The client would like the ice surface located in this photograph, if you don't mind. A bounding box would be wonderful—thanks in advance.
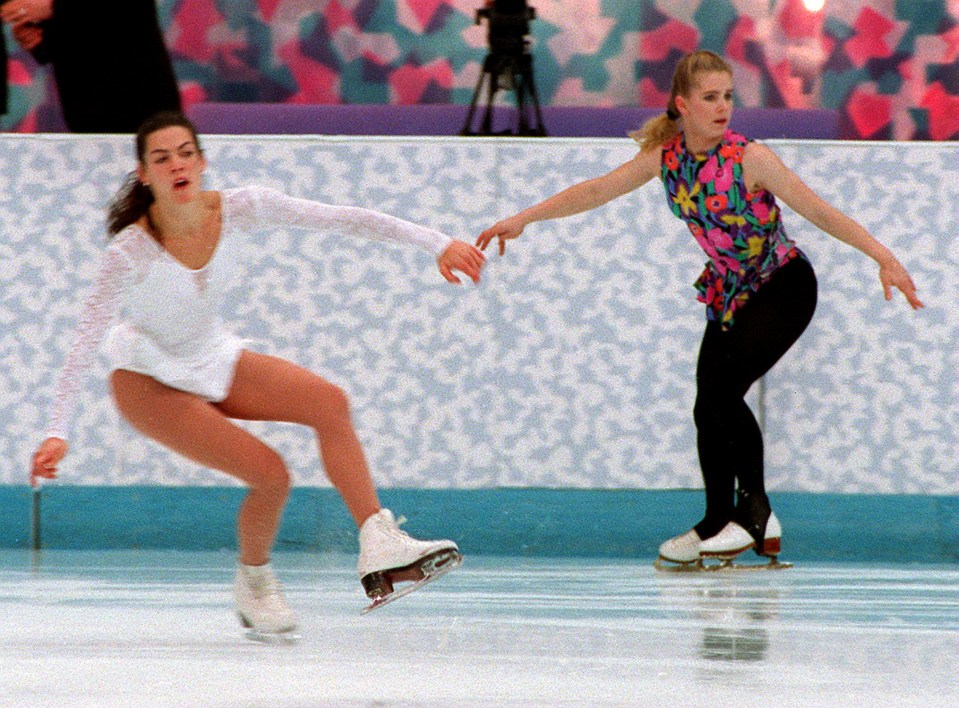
[0,550,956,706]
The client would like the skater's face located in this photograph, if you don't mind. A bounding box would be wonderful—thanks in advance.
[138,126,207,205]
[675,70,734,149]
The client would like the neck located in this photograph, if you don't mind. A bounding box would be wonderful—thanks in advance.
[683,129,724,155]
[148,195,208,241]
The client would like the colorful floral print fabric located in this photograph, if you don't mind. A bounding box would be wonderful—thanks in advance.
[661,130,804,329]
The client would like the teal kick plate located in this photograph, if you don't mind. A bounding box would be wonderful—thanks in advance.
[0,485,956,564]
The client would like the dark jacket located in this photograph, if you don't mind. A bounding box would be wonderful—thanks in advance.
[1,20,8,115]
[34,0,180,132]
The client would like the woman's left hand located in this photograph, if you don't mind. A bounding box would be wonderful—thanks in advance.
[879,257,924,310]
[0,0,53,26]
[437,240,486,284]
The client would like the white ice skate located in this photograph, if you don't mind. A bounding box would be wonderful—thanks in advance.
[654,528,704,571]
[357,509,462,615]
[234,562,299,643]
[698,512,791,570]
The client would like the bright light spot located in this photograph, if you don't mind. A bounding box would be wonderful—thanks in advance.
[803,0,825,11]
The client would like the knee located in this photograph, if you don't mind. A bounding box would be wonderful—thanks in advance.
[693,399,712,431]
[254,450,292,499]
[694,387,734,430]
[310,381,353,430]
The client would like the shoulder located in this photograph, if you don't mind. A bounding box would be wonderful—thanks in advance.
[743,141,786,171]
[630,147,661,173]
[106,222,159,270]
[220,185,285,211]
[219,186,295,230]
[724,130,750,146]
[110,221,151,250]
[742,142,799,193]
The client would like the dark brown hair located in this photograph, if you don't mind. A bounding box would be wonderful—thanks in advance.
[106,111,203,236]
[630,50,733,153]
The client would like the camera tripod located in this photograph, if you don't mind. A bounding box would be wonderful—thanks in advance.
[461,48,546,136]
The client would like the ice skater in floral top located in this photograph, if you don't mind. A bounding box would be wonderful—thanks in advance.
[476,50,922,569]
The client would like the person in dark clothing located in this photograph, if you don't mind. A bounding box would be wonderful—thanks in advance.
[0,18,8,116]
[2,0,180,132]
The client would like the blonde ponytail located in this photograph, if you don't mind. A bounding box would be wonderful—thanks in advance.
[630,111,681,153]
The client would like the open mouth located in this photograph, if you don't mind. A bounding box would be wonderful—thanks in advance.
[173,177,190,190]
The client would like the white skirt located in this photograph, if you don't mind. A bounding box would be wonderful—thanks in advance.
[105,323,245,402]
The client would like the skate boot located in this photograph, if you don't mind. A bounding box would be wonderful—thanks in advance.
[357,509,462,614]
[234,562,298,642]
[654,528,704,570]
[699,512,789,569]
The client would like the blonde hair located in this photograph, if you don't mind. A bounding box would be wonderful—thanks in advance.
[630,50,734,153]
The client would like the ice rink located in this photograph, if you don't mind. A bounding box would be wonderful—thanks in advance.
[0,550,955,707]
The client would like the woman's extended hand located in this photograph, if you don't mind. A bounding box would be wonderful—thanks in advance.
[476,216,525,256]
[438,239,486,284]
[0,0,53,27]
[879,257,924,310]
[31,437,68,487]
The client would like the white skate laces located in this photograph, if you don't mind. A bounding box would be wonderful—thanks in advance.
[234,562,298,639]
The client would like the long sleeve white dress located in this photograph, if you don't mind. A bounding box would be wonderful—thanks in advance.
[45,186,453,440]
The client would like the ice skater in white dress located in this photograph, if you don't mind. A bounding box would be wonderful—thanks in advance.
[30,111,484,636]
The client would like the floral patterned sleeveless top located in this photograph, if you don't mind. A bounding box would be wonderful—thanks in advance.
[661,130,804,329]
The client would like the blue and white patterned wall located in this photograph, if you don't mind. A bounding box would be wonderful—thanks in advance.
[0,135,955,494]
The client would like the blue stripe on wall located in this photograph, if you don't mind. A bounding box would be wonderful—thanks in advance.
[0,486,956,564]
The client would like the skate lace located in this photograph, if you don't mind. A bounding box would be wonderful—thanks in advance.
[383,514,414,541]
[248,572,284,602]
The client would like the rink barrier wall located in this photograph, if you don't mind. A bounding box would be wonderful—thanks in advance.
[2,135,957,497]
[0,486,956,564]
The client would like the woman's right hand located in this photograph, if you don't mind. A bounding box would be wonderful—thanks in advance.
[11,22,43,51]
[476,216,526,256]
[31,437,68,487]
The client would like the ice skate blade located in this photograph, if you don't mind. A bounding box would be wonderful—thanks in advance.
[238,613,300,644]
[361,550,463,615]
[654,556,793,572]
[244,628,300,645]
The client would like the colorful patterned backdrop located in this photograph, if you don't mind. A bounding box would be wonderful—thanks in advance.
[2,1,957,139]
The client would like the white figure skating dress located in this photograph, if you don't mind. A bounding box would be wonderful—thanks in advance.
[45,186,452,439]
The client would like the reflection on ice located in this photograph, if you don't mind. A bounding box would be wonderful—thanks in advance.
[0,551,955,706]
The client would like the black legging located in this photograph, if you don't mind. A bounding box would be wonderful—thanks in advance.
[693,257,818,543]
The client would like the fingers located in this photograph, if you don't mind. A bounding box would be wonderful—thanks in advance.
[880,262,924,311]
[476,220,521,254]
[475,228,509,255]
[439,241,486,284]
[439,263,461,284]
[901,283,924,310]
[30,453,58,483]
[2,6,29,25]
[30,438,66,484]
[12,23,42,49]
[475,228,496,251]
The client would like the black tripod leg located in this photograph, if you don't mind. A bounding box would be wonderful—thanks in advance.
[525,59,546,135]
[481,65,499,134]
[461,70,488,135]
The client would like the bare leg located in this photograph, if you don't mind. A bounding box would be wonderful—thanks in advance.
[215,350,381,528]
[110,369,290,566]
